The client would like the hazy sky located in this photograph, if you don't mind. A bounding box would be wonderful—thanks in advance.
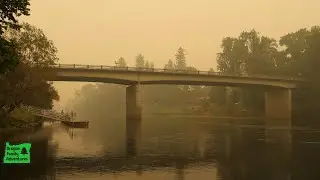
[22,0,320,107]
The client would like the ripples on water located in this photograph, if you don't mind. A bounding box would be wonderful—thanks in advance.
[1,116,320,180]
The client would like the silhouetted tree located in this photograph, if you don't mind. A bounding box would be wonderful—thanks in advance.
[281,27,320,126]
[216,30,279,114]
[175,47,187,70]
[150,62,154,68]
[0,23,59,121]
[165,59,174,69]
[0,0,30,34]
[145,61,150,68]
[115,57,127,67]
[0,0,31,74]
[135,54,145,68]
[0,37,20,74]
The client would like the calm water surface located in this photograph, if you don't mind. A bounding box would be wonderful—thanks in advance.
[1,115,320,180]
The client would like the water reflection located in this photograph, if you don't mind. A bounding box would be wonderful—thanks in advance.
[0,116,320,179]
[126,117,141,157]
[0,125,57,180]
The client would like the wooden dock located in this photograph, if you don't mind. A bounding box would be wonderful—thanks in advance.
[61,121,89,128]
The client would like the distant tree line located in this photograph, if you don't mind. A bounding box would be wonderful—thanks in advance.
[68,47,211,120]
[70,27,320,127]
[210,28,320,126]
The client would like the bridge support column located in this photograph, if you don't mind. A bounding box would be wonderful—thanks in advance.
[126,118,141,157]
[126,84,142,157]
[265,88,292,123]
[126,84,142,120]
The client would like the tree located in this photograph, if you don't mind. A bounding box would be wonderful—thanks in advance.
[217,30,278,76]
[115,57,127,67]
[0,23,60,120]
[135,54,145,68]
[0,0,30,34]
[0,38,20,74]
[284,27,320,125]
[4,23,58,68]
[150,62,154,68]
[216,30,279,114]
[175,47,187,70]
[164,59,174,69]
[239,30,278,75]
[278,26,320,76]
[216,37,243,75]
[145,61,150,68]
[0,0,31,74]
[302,28,320,81]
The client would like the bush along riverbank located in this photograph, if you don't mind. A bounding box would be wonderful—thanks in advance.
[0,108,43,138]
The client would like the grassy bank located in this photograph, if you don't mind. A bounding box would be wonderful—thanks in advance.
[0,108,43,138]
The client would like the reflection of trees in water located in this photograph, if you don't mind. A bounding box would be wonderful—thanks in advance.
[214,127,283,180]
[66,83,212,157]
[2,123,319,180]
[291,130,320,180]
[79,115,220,158]
[214,127,320,180]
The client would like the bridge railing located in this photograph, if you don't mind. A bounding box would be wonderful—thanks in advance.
[20,104,72,122]
[52,64,302,81]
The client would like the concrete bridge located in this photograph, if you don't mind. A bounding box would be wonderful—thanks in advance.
[49,64,304,121]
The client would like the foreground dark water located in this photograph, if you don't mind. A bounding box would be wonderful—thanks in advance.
[1,115,320,180]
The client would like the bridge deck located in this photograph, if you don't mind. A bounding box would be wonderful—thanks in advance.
[49,64,303,88]
[53,64,302,81]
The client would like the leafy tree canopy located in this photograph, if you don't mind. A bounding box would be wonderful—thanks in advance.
[0,23,59,120]
[0,0,31,74]
[115,57,127,67]
[0,0,30,34]
[135,54,145,68]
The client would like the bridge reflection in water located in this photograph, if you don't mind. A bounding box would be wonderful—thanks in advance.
[0,117,320,180]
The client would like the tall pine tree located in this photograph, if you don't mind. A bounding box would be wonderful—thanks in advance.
[175,47,187,70]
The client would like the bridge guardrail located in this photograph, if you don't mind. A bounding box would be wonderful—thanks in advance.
[52,64,302,81]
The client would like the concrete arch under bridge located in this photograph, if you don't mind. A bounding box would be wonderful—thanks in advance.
[48,64,303,123]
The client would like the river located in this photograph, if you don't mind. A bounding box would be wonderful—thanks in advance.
[1,115,320,180]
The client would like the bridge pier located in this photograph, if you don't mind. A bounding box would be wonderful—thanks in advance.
[126,84,142,120]
[265,88,292,123]
[126,117,142,157]
[126,84,142,157]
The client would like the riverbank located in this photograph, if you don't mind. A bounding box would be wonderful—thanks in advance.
[0,108,44,140]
